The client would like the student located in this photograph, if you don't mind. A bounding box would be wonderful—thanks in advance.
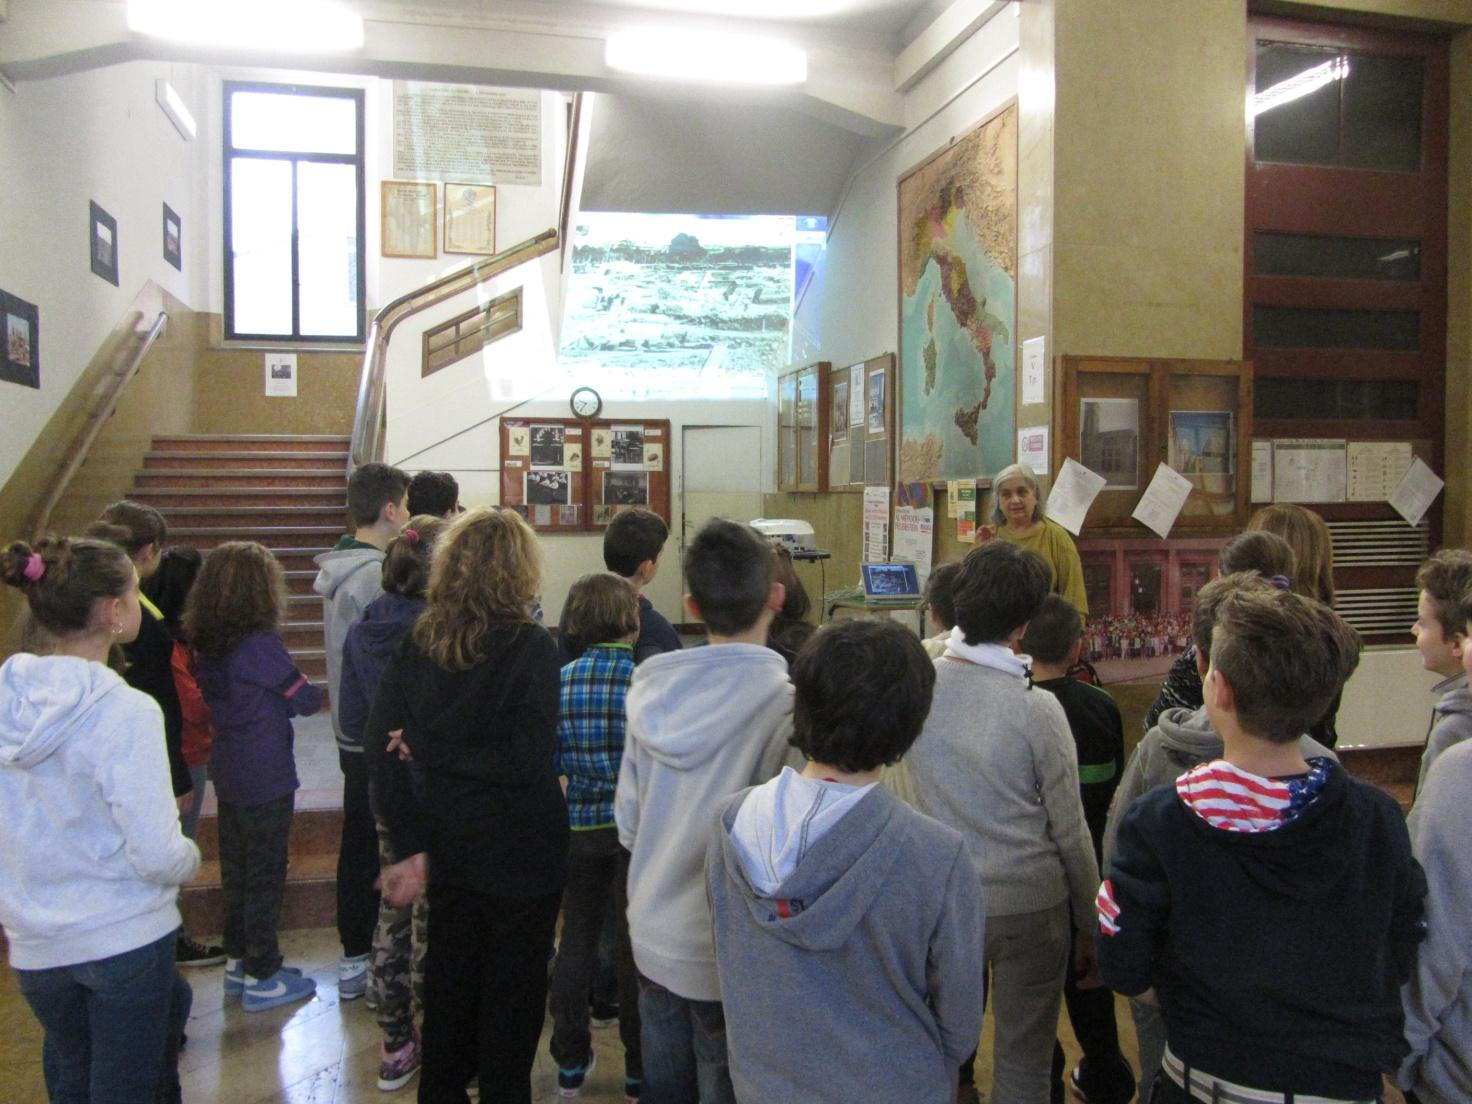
[1098,586,1424,1103]
[906,540,1100,1104]
[765,545,815,665]
[561,507,680,664]
[921,561,962,659]
[1410,549,1472,793]
[368,508,568,1102]
[406,470,461,518]
[338,516,448,1092]
[614,518,795,1104]
[707,618,985,1104]
[187,541,324,1012]
[1020,596,1134,1104]
[314,460,410,999]
[0,536,201,1104]
[548,573,644,1102]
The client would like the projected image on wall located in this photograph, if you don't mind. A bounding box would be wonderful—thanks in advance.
[559,213,823,398]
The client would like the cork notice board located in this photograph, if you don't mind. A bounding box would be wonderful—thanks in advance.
[500,417,672,533]
[588,419,671,529]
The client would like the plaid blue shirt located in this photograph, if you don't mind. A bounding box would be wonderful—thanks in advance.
[556,643,635,830]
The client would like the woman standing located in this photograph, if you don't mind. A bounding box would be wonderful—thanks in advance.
[981,463,1089,617]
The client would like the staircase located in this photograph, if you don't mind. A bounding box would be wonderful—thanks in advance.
[125,433,351,934]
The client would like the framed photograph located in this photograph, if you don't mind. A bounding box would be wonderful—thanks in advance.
[162,203,182,271]
[604,470,650,507]
[1080,397,1140,490]
[1169,411,1234,495]
[1,289,40,390]
[89,201,119,286]
[530,424,566,468]
[866,365,887,435]
[526,470,571,506]
[443,182,497,256]
[611,426,645,468]
[381,181,438,259]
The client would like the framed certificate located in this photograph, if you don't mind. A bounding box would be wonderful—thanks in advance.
[380,180,437,259]
[444,182,496,256]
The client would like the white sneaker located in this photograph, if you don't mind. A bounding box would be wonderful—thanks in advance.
[338,953,370,1001]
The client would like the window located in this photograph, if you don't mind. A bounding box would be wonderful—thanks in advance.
[224,83,366,342]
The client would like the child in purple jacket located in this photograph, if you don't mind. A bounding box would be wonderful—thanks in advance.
[187,541,323,1013]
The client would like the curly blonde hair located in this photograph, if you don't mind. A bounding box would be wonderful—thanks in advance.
[184,541,288,658]
[1249,503,1335,606]
[413,507,542,670]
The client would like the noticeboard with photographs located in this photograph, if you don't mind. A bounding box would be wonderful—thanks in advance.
[826,354,894,490]
[500,418,589,532]
[588,419,672,530]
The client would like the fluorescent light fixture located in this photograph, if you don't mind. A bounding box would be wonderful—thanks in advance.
[155,79,196,141]
[606,29,807,85]
[1253,55,1350,117]
[126,0,364,53]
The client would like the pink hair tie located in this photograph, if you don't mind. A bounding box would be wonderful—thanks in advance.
[402,529,420,545]
[22,554,45,582]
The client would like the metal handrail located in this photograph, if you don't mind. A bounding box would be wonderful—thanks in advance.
[31,311,169,542]
[349,229,560,472]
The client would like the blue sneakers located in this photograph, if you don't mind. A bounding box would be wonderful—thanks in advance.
[224,959,301,997]
[242,967,317,1012]
[557,1050,595,1098]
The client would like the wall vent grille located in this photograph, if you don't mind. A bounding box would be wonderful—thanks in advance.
[1325,519,1428,567]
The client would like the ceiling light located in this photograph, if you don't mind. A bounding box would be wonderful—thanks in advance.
[126,0,364,53]
[1252,55,1350,117]
[605,29,807,86]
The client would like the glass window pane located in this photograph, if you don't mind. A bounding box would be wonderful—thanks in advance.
[297,162,360,338]
[1252,305,1419,349]
[1253,233,1420,280]
[231,90,357,155]
[1254,377,1419,420]
[229,158,294,336]
[1083,563,1112,620]
[1342,54,1422,171]
[1254,44,1342,165]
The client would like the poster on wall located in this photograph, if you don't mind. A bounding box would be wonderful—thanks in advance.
[1168,411,1234,496]
[1,289,40,390]
[162,204,182,271]
[897,102,1017,483]
[443,183,496,256]
[264,353,297,397]
[393,83,541,186]
[89,201,119,286]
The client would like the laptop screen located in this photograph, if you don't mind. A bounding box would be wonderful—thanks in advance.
[861,562,921,598]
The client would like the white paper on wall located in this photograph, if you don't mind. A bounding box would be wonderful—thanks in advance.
[1388,457,1443,526]
[1047,459,1106,536]
[1021,336,1046,407]
[1131,463,1194,539]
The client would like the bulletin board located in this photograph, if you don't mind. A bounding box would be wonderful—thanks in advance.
[826,354,895,491]
[500,418,589,532]
[588,419,672,529]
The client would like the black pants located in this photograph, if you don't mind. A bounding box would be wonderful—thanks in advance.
[337,749,380,958]
[419,883,561,1104]
[218,794,293,979]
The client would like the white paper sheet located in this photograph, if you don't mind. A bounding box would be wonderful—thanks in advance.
[1017,426,1049,475]
[1132,463,1195,539]
[863,485,890,562]
[893,505,934,582]
[1347,441,1414,502]
[264,353,297,397]
[1388,457,1443,526]
[1251,440,1272,503]
[1048,458,1106,536]
[1021,336,1046,407]
[1272,439,1347,504]
[849,364,865,428]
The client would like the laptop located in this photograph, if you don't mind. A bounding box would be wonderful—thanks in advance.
[860,562,923,604]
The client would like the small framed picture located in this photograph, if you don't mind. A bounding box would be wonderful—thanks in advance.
[90,201,119,286]
[381,180,438,259]
[443,183,496,256]
[1,289,40,390]
[162,203,182,271]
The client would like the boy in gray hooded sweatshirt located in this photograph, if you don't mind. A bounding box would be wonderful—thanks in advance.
[1410,549,1472,795]
[708,618,985,1104]
[614,519,795,1104]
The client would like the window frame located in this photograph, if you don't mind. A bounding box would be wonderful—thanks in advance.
[223,81,367,343]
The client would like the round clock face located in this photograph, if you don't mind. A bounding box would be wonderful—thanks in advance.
[570,386,602,419]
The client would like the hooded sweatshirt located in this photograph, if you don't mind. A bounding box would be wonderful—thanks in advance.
[1102,705,1337,868]
[708,778,986,1104]
[338,591,424,749]
[1399,738,1472,1104]
[313,536,386,750]
[1414,678,1472,797]
[0,654,201,970]
[614,643,795,1000]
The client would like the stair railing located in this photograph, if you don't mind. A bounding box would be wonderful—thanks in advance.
[349,229,560,474]
[31,311,169,542]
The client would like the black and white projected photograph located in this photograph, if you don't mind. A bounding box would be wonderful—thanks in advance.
[530,424,565,468]
[604,470,649,506]
[526,470,571,505]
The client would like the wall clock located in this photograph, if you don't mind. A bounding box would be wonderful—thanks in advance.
[570,386,602,419]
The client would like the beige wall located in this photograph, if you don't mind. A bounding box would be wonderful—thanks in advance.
[1446,30,1472,548]
[192,336,360,437]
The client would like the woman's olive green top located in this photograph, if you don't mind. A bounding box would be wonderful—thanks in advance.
[994,517,1089,616]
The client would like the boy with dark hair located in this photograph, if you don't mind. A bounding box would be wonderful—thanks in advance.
[1411,549,1472,792]
[921,561,962,658]
[907,541,1100,1104]
[314,460,410,1000]
[560,507,681,665]
[707,618,985,1104]
[614,518,794,1104]
[1099,587,1425,1104]
[405,470,460,518]
[1021,596,1133,1104]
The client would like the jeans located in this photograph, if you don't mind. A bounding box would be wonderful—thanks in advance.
[15,930,186,1104]
[218,792,294,978]
[178,763,208,842]
[636,974,735,1104]
[548,830,641,1080]
[338,749,381,958]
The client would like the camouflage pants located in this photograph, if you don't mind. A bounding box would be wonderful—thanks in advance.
[371,818,428,1050]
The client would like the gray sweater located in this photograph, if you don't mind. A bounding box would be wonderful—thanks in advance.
[1415,679,1472,797]
[907,658,1099,924]
[1400,737,1472,1104]
[707,782,986,1104]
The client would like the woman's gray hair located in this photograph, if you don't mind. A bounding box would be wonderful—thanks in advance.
[989,463,1045,527]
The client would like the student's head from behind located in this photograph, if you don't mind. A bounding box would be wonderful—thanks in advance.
[564,573,639,648]
[414,507,542,671]
[952,540,1051,646]
[1249,503,1334,605]
[1189,571,1279,672]
[790,619,937,773]
[1206,588,1361,744]
[87,500,167,578]
[770,546,811,626]
[683,518,780,638]
[603,508,668,584]
[1413,549,1472,677]
[1218,529,1295,585]
[347,462,411,532]
[183,542,288,659]
[2,536,140,645]
[924,561,962,634]
[406,471,460,518]
[1020,594,1083,666]
[381,515,451,600]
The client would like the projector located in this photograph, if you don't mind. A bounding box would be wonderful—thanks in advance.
[750,518,816,552]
